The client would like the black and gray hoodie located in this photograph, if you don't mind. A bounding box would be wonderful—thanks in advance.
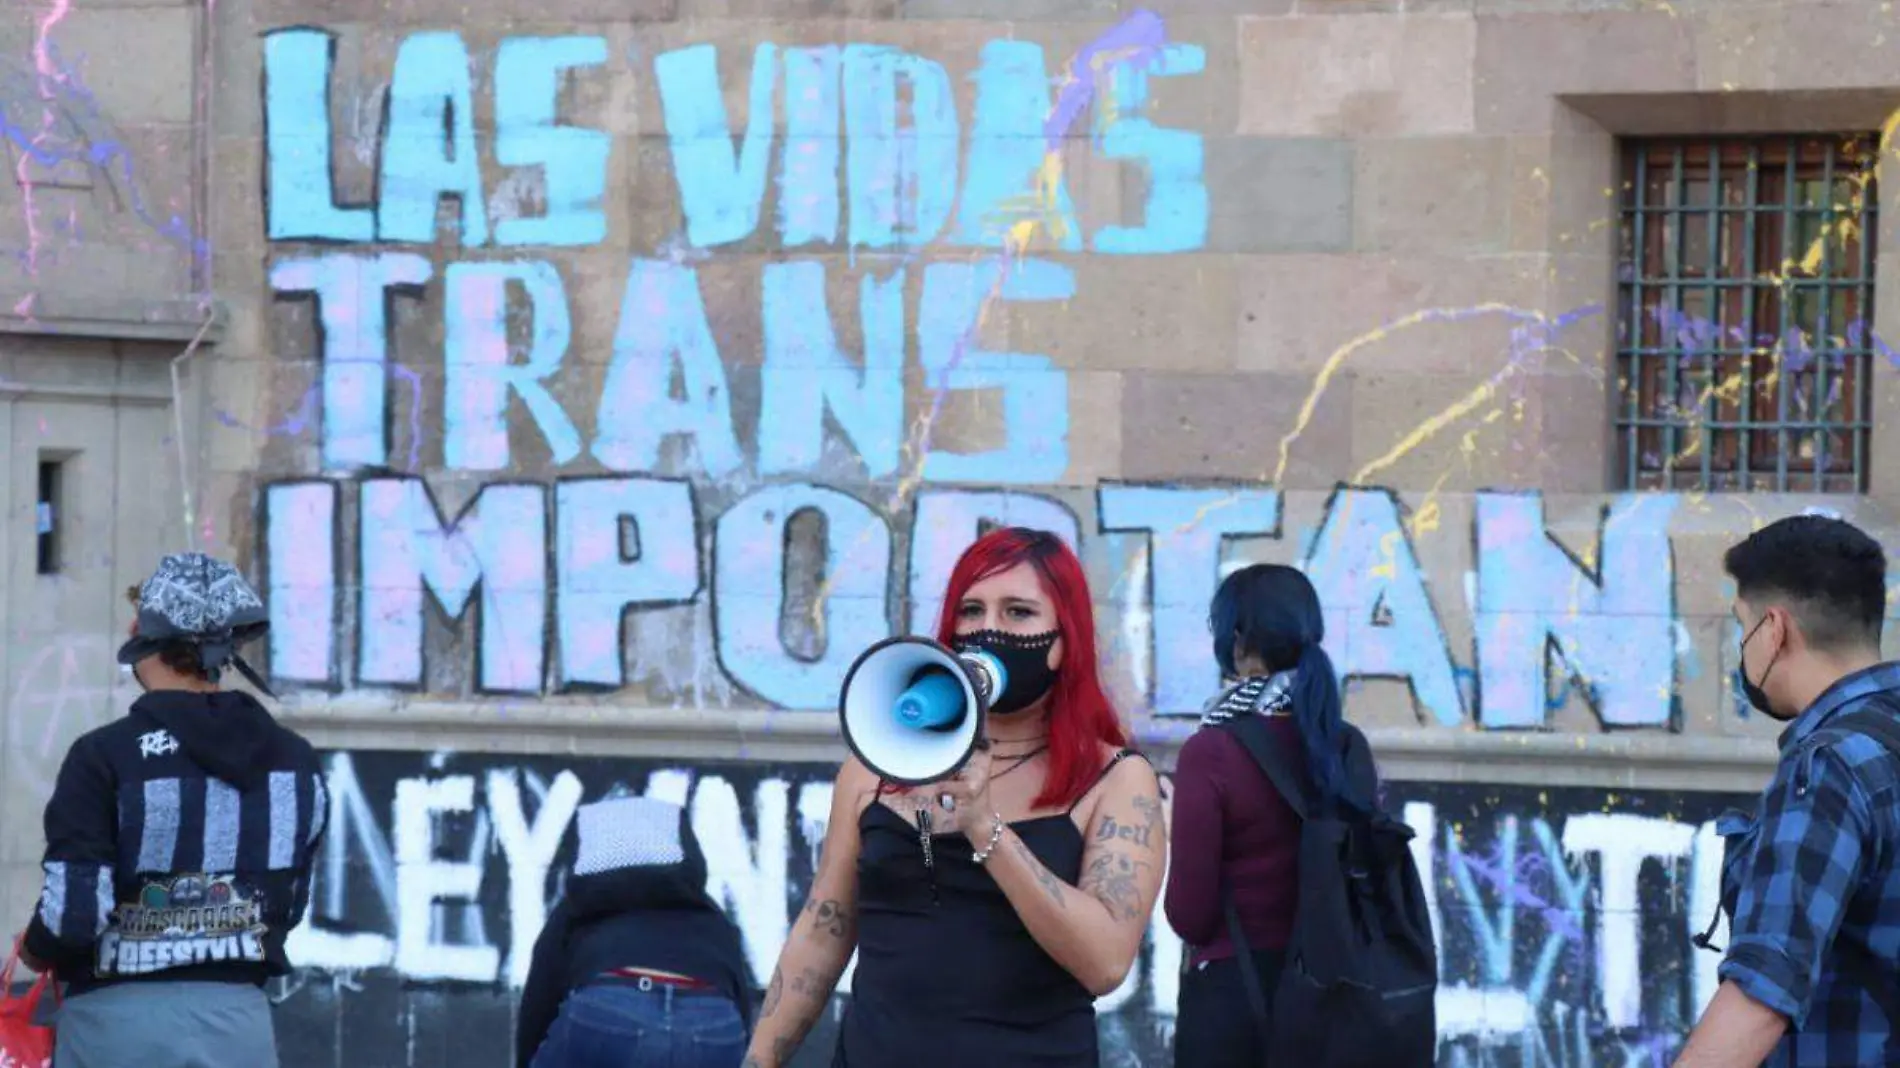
[24,689,327,996]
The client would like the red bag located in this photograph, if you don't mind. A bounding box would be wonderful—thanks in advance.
[0,938,55,1068]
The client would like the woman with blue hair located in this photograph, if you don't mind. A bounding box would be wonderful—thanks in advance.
[1163,563,1378,1067]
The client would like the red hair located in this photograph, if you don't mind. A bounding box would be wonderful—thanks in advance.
[906,527,1129,811]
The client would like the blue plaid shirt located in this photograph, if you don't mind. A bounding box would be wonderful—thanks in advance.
[1717,662,1900,1066]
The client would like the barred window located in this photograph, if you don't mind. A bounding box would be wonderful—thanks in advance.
[1616,134,1879,492]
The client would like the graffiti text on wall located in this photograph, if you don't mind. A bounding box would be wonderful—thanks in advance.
[276,750,1742,1068]
[263,480,1684,727]
[262,23,1203,481]
[257,23,1692,727]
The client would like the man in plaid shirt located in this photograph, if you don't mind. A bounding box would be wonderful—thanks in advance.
[1676,515,1899,1067]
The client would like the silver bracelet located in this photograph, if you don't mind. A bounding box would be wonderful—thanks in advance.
[971,814,1006,865]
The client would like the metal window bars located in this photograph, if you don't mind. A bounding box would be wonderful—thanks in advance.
[1616,134,1879,493]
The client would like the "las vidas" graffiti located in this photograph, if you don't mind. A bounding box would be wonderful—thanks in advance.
[263,23,1203,482]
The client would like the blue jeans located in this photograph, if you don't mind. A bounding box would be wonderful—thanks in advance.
[529,981,748,1068]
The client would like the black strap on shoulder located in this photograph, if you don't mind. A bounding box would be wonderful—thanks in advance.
[1219,715,1308,821]
[1214,720,1302,1063]
[1067,747,1144,813]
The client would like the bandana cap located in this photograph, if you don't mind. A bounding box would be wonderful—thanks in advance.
[117,552,273,697]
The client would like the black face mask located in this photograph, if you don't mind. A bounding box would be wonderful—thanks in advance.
[955,629,1059,716]
[1738,615,1783,718]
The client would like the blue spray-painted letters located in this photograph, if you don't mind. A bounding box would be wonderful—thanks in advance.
[263,29,375,243]
[655,44,777,249]
[264,481,340,686]
[714,484,892,709]
[758,262,904,479]
[493,36,611,247]
[443,260,583,471]
[556,478,702,688]
[1095,45,1209,255]
[357,479,546,692]
[917,260,1075,484]
[1098,484,1281,716]
[269,251,434,471]
[1302,489,1465,727]
[592,260,743,478]
[1475,492,1681,728]
[779,47,843,247]
[842,46,958,250]
[378,32,489,246]
[954,41,1082,249]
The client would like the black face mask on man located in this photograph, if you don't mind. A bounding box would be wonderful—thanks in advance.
[955,629,1059,716]
[1737,614,1782,717]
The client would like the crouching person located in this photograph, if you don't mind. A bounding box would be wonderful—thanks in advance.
[518,796,754,1068]
[21,552,327,1068]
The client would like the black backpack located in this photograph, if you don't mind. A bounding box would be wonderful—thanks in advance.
[1215,715,1439,1068]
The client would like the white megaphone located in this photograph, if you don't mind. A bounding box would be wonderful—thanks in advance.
[838,636,1008,786]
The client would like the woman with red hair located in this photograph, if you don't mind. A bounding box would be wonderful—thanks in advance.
[741,527,1166,1068]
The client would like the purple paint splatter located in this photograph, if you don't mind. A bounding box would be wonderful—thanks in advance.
[1044,9,1167,150]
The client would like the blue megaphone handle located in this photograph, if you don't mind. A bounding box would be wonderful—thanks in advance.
[894,668,969,733]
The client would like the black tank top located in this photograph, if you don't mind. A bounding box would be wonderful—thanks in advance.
[834,750,1138,1068]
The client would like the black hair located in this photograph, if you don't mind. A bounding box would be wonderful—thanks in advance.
[1209,563,1349,804]
[152,642,211,681]
[126,584,210,681]
[1722,514,1888,654]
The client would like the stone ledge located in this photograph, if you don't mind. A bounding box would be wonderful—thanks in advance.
[275,697,1781,793]
[0,294,225,344]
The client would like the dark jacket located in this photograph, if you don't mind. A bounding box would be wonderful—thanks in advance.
[24,690,327,997]
[516,797,755,1068]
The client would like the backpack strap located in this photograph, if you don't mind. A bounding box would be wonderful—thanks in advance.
[1222,889,1273,1055]
[1219,715,1309,822]
[1215,716,1302,1064]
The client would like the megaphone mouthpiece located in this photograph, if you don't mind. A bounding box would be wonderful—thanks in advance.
[894,668,967,732]
[955,648,1007,707]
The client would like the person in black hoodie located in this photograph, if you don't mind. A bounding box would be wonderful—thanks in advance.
[518,794,754,1068]
[18,552,326,1068]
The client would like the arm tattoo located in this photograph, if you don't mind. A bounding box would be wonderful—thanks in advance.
[1131,792,1164,849]
[1010,832,1068,908]
[803,897,854,939]
[1080,850,1153,923]
[751,964,832,1065]
[760,968,785,1018]
[1094,794,1165,852]
[790,968,826,999]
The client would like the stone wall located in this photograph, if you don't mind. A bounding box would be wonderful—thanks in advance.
[5,0,1900,1063]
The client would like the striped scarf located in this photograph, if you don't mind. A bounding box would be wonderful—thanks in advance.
[1199,671,1296,726]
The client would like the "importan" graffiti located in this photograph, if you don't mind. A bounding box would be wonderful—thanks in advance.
[263,481,1685,728]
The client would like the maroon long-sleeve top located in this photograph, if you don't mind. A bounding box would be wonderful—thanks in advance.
[1164,716,1305,968]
